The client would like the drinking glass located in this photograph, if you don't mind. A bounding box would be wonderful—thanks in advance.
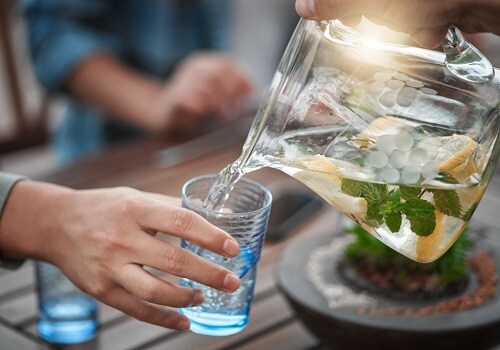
[36,262,98,344]
[179,175,272,336]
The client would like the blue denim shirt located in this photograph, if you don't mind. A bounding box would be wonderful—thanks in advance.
[23,0,230,164]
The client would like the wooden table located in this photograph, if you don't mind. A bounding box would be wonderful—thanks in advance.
[2,125,500,350]
[0,124,334,350]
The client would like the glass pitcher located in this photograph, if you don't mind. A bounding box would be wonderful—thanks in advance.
[209,19,500,263]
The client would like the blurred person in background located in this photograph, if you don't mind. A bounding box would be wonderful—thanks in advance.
[23,0,253,164]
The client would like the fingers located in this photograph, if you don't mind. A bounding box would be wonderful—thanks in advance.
[132,196,240,258]
[118,264,205,307]
[130,233,241,292]
[411,26,449,49]
[100,286,191,330]
[296,0,381,20]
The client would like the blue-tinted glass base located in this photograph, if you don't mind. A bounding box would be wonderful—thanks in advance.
[38,297,98,344]
[38,319,97,344]
[180,309,248,336]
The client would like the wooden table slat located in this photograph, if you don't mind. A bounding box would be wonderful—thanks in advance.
[0,262,34,299]
[234,320,318,350]
[0,321,40,350]
[144,291,293,350]
[0,292,37,325]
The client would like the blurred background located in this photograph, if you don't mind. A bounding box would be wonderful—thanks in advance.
[0,0,299,178]
[2,0,500,180]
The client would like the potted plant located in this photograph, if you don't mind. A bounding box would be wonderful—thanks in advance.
[277,220,500,350]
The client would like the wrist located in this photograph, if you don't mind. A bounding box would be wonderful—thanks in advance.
[0,181,75,263]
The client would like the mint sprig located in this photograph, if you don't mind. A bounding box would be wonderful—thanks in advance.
[340,179,459,237]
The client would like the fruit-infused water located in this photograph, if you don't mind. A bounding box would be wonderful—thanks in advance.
[204,20,500,263]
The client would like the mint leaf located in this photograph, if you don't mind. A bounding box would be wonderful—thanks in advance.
[400,186,421,200]
[385,212,402,233]
[433,189,461,218]
[362,183,388,204]
[341,179,364,197]
[366,202,384,225]
[402,198,436,236]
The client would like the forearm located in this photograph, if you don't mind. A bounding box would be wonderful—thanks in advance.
[67,54,163,131]
[0,181,74,263]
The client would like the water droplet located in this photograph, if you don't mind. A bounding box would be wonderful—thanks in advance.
[389,150,409,168]
[368,151,389,169]
[395,132,415,151]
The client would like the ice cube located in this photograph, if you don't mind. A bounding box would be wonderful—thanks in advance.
[401,166,421,184]
[408,148,428,166]
[389,150,409,168]
[393,73,409,81]
[376,135,397,154]
[395,132,415,151]
[421,161,439,179]
[380,167,400,183]
[387,79,405,90]
[421,87,438,95]
[374,72,392,82]
[396,87,418,107]
[379,91,396,108]
[368,151,389,168]
[406,80,424,88]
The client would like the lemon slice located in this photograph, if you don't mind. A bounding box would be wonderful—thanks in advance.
[415,211,464,263]
[293,155,368,216]
[357,116,419,140]
[420,134,478,182]
[297,155,342,186]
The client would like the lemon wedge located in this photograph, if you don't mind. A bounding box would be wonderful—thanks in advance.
[357,116,419,140]
[293,155,368,217]
[419,134,478,182]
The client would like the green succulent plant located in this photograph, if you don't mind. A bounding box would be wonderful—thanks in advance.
[344,224,473,284]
